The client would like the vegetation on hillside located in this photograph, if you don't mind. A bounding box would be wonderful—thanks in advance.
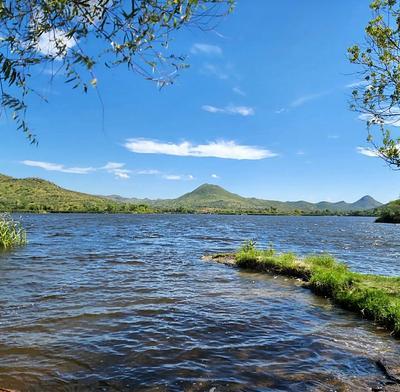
[0,174,384,215]
[0,174,153,213]
[146,184,382,215]
[208,242,400,337]
[0,214,26,249]
[376,200,400,223]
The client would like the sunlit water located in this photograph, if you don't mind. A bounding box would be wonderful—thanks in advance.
[0,214,400,391]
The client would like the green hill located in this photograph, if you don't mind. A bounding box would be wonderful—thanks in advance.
[147,184,382,214]
[0,174,383,215]
[0,175,153,213]
[375,199,400,223]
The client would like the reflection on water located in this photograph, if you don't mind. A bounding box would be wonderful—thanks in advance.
[0,214,399,391]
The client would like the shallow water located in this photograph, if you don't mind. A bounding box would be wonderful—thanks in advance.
[0,214,400,391]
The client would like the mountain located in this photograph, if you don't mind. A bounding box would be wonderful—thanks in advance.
[133,184,382,214]
[0,173,382,215]
[348,195,382,211]
[0,175,152,213]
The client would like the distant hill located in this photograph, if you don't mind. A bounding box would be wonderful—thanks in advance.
[0,174,382,215]
[0,174,152,213]
[376,199,400,223]
[108,183,382,214]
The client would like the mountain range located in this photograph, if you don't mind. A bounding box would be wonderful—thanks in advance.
[106,183,382,214]
[0,173,382,214]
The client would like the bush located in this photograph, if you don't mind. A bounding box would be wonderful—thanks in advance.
[0,214,27,249]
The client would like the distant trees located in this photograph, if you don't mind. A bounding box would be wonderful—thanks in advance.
[0,0,234,142]
[349,0,400,169]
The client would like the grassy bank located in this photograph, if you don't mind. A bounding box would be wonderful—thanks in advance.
[211,242,400,337]
[0,214,27,249]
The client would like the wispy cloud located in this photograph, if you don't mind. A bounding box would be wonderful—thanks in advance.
[232,87,246,96]
[20,159,187,181]
[163,174,195,181]
[290,91,329,108]
[356,147,379,157]
[200,63,230,80]
[275,89,331,114]
[102,162,131,179]
[359,111,400,127]
[346,80,368,89]
[21,160,95,174]
[211,174,220,179]
[296,150,305,156]
[190,43,222,56]
[35,29,76,59]
[21,160,132,179]
[136,169,160,175]
[202,105,255,116]
[124,139,277,160]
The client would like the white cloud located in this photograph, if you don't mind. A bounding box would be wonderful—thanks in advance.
[21,160,132,179]
[296,150,305,156]
[233,87,246,96]
[202,105,255,116]
[136,169,160,175]
[163,174,194,181]
[346,80,368,88]
[190,43,222,56]
[201,63,230,80]
[211,174,220,179]
[114,171,130,179]
[275,90,331,114]
[35,29,76,59]
[21,160,94,174]
[359,111,400,127]
[102,162,125,170]
[290,91,329,108]
[124,139,277,160]
[102,162,131,179]
[356,147,379,157]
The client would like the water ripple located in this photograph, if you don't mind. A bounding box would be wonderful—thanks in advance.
[0,214,399,391]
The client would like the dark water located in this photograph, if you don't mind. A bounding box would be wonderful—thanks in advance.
[1,214,400,391]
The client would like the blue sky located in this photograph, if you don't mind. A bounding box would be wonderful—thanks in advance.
[1,0,399,203]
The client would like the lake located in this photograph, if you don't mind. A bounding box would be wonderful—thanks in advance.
[0,214,400,391]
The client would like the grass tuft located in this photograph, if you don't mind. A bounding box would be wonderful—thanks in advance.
[0,214,27,249]
[233,242,400,337]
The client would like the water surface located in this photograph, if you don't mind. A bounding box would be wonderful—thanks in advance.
[0,214,400,391]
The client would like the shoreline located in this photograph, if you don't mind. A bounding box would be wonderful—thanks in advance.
[203,248,400,338]
[3,210,378,217]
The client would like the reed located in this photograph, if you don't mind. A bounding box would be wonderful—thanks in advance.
[0,214,27,249]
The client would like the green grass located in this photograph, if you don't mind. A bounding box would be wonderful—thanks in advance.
[0,214,27,249]
[234,241,400,336]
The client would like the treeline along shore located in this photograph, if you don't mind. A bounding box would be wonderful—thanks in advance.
[1,173,395,219]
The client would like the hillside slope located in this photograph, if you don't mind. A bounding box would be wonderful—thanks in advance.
[376,199,400,223]
[0,175,152,213]
[149,184,382,213]
[1,174,382,215]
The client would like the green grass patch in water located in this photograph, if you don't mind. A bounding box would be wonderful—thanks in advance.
[0,214,27,249]
[234,241,400,337]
